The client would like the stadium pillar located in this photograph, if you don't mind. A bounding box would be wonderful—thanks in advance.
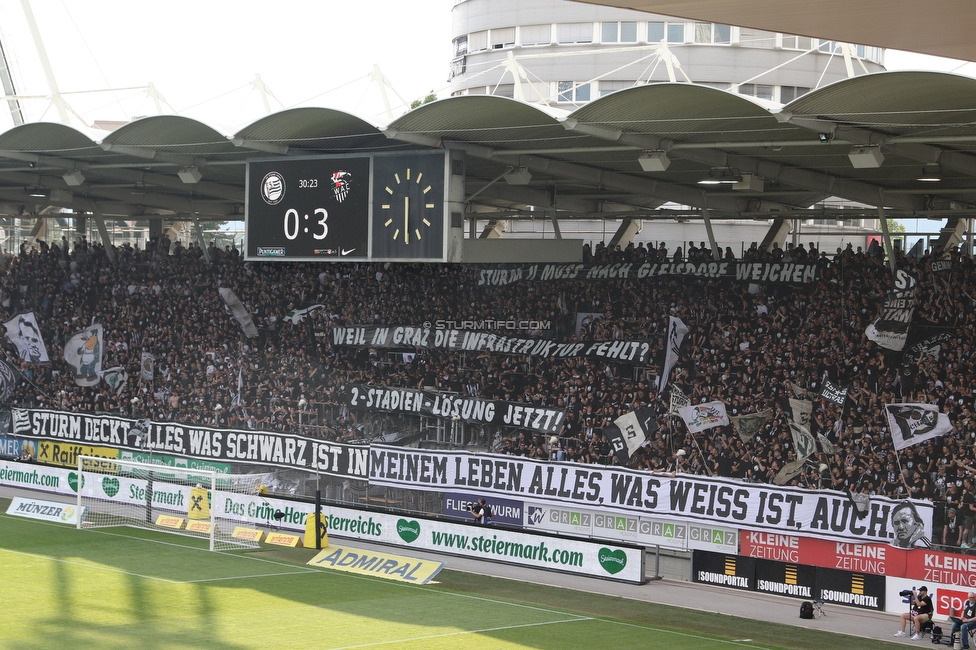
[315,489,322,550]
[91,208,115,263]
[876,191,896,281]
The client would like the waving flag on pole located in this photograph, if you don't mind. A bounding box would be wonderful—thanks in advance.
[219,288,259,338]
[102,366,129,395]
[3,312,49,363]
[678,401,729,433]
[602,407,658,463]
[659,316,688,392]
[0,359,21,403]
[885,403,951,450]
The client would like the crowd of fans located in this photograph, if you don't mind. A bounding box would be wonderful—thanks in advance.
[1,233,974,547]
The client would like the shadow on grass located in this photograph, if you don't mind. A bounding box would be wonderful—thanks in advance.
[0,502,902,650]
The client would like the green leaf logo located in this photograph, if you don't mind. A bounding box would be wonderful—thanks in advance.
[67,472,80,493]
[102,476,120,498]
[396,519,420,543]
[598,548,627,575]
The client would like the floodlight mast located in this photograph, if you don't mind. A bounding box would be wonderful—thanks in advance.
[20,0,69,125]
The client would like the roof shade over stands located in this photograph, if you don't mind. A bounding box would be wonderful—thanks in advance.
[0,72,974,261]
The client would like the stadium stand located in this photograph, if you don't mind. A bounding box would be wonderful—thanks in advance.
[1,235,972,547]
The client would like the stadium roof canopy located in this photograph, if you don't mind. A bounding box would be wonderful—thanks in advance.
[574,0,976,63]
[1,71,976,237]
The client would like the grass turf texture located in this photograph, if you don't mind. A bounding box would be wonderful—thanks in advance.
[0,498,897,650]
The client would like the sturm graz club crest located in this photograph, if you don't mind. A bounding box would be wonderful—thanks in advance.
[331,170,352,203]
[261,171,285,205]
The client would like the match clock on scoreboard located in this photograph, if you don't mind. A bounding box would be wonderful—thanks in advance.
[245,156,371,261]
[370,151,447,261]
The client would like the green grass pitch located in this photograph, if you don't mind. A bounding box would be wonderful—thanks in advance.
[0,500,895,650]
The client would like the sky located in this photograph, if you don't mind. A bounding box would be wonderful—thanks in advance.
[0,0,456,133]
[0,0,973,137]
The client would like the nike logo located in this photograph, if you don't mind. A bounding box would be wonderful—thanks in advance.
[341,248,355,256]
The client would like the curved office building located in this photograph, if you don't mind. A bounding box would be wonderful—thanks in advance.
[448,0,889,251]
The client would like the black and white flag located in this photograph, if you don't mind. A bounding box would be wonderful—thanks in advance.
[219,287,259,338]
[789,398,813,428]
[818,433,840,455]
[284,304,325,325]
[102,366,129,395]
[730,409,772,443]
[659,316,688,392]
[668,385,691,416]
[602,407,658,463]
[789,421,817,460]
[866,269,917,351]
[3,312,49,363]
[0,358,21,403]
[140,352,154,382]
[820,379,848,406]
[885,403,952,450]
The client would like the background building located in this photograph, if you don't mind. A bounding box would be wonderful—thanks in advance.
[448,0,894,255]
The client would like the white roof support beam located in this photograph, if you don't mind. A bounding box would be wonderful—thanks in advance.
[608,218,641,250]
[700,196,721,261]
[90,206,115,263]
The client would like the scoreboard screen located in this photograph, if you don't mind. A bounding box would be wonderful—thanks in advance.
[245,156,370,260]
[244,151,450,262]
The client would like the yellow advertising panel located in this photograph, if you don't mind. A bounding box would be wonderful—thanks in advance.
[232,527,263,542]
[186,521,212,534]
[266,533,302,548]
[39,441,118,469]
[155,515,184,529]
[304,513,328,548]
[308,545,443,584]
[187,486,210,520]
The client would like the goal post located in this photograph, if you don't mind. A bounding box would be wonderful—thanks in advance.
[76,455,269,551]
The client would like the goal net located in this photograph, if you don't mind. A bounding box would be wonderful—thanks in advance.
[76,455,271,551]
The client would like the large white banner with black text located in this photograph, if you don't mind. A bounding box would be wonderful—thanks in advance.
[367,445,932,545]
[10,408,367,478]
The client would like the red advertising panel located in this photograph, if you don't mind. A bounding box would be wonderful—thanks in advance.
[904,549,976,589]
[739,530,909,576]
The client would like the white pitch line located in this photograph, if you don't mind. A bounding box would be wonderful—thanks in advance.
[184,570,316,583]
[325,617,595,649]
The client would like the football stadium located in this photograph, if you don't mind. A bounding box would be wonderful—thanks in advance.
[2,1,976,648]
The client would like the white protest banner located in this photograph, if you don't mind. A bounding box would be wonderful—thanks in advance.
[367,445,932,545]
